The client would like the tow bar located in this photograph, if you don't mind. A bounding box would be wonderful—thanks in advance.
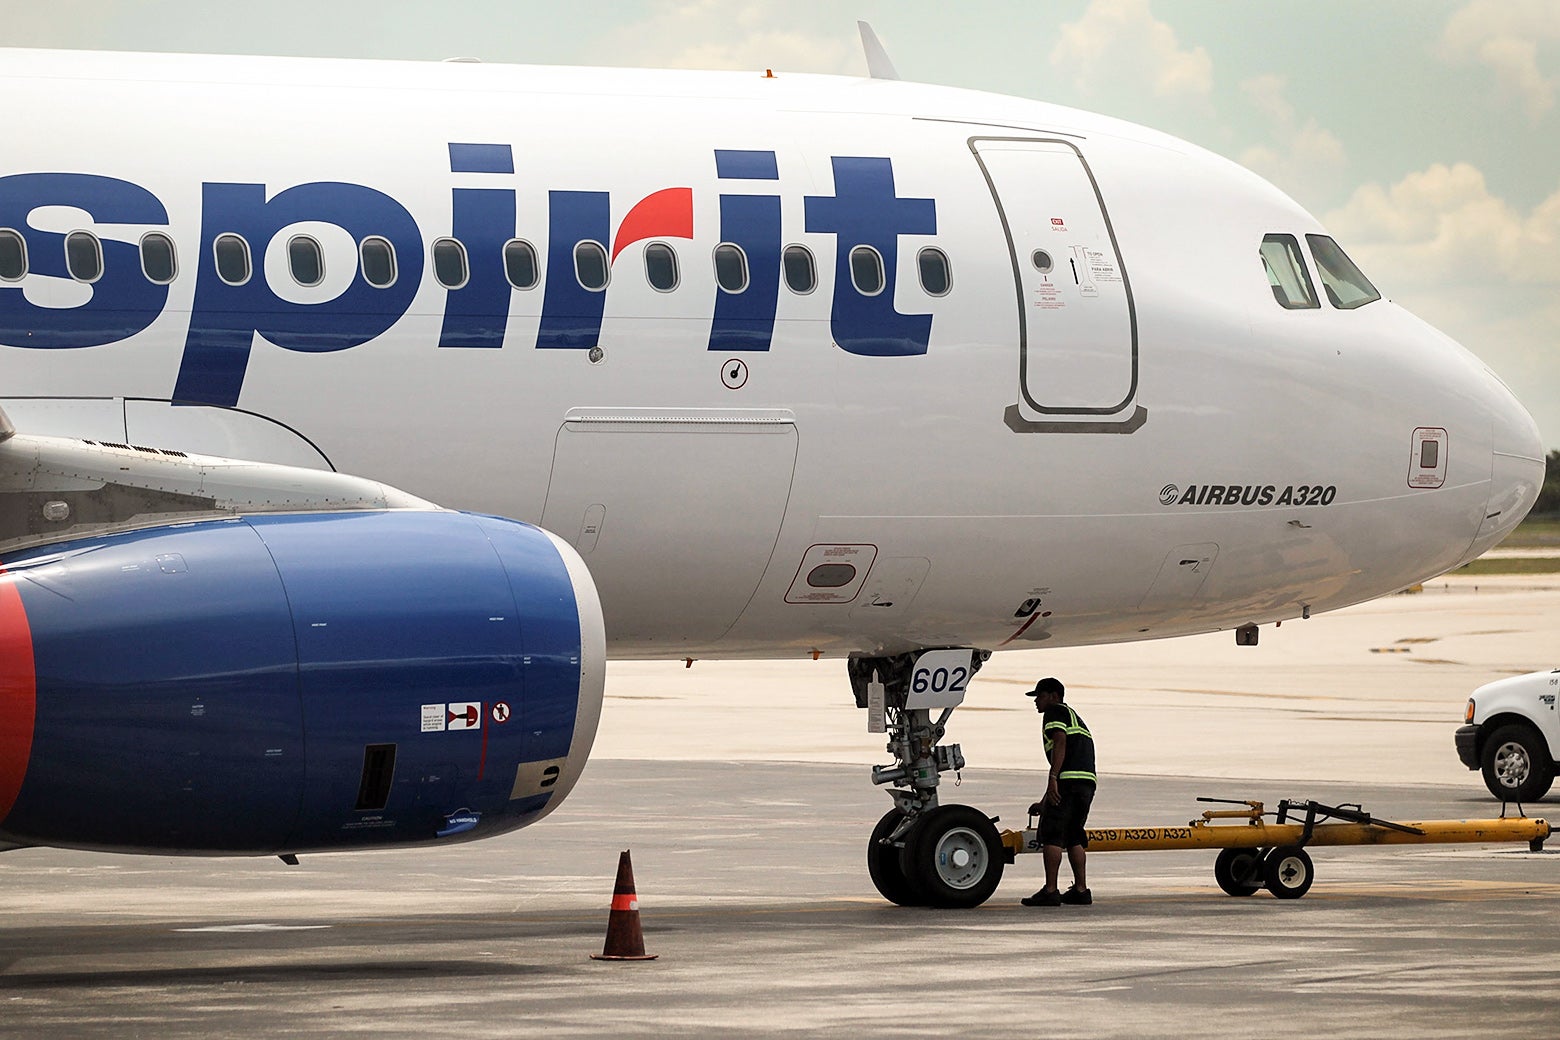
[1000,797,1551,899]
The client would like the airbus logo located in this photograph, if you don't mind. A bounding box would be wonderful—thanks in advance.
[1160,483,1340,507]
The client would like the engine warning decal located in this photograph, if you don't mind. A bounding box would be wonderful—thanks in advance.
[421,702,484,733]
[446,702,482,731]
[0,574,36,824]
[491,701,511,724]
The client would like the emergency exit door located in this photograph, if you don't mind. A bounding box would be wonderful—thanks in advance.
[972,137,1139,428]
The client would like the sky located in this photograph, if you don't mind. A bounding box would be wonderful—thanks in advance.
[2,0,1556,447]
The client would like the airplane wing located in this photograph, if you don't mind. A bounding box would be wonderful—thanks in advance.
[0,401,433,554]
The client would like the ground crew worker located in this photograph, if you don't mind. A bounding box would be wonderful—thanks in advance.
[1021,677,1097,907]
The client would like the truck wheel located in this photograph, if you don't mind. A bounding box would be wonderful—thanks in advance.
[1481,724,1555,802]
[1213,847,1263,896]
[867,809,923,906]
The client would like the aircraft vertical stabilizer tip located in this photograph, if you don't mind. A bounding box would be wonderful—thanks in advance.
[857,21,899,80]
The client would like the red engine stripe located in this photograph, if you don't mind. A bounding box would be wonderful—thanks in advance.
[0,574,37,824]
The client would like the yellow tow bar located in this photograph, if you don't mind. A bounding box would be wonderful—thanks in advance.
[1000,797,1550,899]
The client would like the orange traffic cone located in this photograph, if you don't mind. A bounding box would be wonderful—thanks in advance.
[590,849,658,961]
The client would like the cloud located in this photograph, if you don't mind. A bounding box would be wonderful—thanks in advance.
[1236,74,1347,213]
[587,0,853,75]
[1325,163,1560,447]
[1049,0,1212,100]
[1442,0,1560,120]
[1325,162,1560,288]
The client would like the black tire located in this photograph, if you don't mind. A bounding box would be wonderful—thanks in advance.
[1263,846,1314,900]
[1481,724,1555,802]
[1213,847,1264,897]
[898,804,1005,909]
[867,809,922,906]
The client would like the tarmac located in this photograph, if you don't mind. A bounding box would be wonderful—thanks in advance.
[2,573,1558,1038]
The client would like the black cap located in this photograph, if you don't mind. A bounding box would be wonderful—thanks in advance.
[1025,677,1065,699]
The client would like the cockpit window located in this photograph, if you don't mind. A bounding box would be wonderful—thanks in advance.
[1306,234,1381,310]
[1259,234,1319,310]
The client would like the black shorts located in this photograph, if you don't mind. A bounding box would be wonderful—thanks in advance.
[1039,781,1095,849]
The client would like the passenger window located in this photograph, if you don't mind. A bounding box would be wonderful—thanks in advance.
[918,246,951,296]
[65,231,103,283]
[503,239,538,289]
[1258,234,1318,309]
[433,237,468,289]
[574,240,609,291]
[849,245,884,296]
[782,244,816,294]
[287,235,325,287]
[0,228,27,281]
[714,243,748,293]
[214,234,251,285]
[1306,234,1381,310]
[139,232,177,284]
[644,242,679,292]
[360,236,397,288]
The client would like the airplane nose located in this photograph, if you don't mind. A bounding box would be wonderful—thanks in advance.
[1472,368,1545,554]
[1493,375,1545,467]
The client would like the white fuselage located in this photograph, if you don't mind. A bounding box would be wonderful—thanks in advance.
[0,50,1544,657]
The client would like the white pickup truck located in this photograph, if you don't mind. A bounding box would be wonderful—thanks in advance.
[1456,669,1560,801]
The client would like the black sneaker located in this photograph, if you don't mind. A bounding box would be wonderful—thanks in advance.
[1060,886,1092,905]
[1021,889,1062,907]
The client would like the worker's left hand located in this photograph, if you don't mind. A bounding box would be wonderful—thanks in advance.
[1046,775,1061,806]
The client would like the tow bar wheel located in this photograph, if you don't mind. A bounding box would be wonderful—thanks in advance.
[899,804,1004,908]
[1263,845,1314,899]
[1212,847,1263,896]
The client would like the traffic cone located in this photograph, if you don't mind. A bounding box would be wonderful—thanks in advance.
[590,849,658,961]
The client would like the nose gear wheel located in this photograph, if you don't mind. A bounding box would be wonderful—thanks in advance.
[898,804,1004,907]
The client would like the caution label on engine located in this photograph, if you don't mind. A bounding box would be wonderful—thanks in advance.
[421,702,484,733]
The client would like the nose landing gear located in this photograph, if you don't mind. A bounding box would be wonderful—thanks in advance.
[851,649,1004,908]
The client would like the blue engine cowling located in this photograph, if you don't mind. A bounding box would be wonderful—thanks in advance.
[0,510,605,855]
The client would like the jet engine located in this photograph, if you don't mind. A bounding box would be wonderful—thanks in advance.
[0,509,604,855]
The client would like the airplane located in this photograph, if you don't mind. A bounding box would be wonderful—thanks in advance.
[0,26,1544,908]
